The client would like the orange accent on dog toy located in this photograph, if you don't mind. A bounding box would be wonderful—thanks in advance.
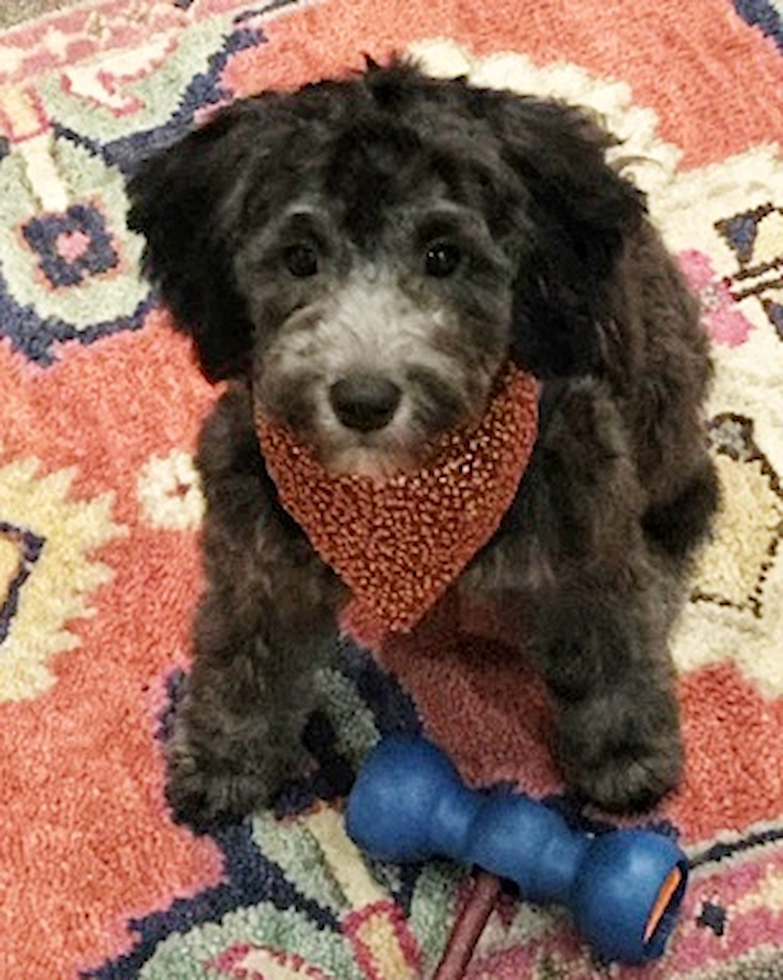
[255,363,538,644]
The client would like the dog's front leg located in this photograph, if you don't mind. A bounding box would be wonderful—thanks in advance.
[164,388,344,831]
[504,382,685,813]
[530,559,683,813]
[166,581,340,830]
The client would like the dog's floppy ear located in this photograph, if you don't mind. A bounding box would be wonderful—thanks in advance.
[479,93,646,378]
[127,104,262,382]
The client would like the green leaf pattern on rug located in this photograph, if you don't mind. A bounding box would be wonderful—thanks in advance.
[315,665,383,767]
[138,902,367,980]
[0,137,145,327]
[252,810,351,915]
[36,17,238,144]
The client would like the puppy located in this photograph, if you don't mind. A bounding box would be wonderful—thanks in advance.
[128,59,717,828]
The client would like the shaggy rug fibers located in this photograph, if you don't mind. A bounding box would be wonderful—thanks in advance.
[1,1,782,977]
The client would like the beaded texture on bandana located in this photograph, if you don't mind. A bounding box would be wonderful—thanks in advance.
[256,364,539,646]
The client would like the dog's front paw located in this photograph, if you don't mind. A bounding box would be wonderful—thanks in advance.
[164,743,267,832]
[164,722,306,832]
[555,690,683,813]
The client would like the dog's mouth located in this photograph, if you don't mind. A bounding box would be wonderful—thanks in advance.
[324,442,417,479]
[292,411,457,481]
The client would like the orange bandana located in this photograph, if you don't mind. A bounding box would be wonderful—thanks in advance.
[255,364,538,646]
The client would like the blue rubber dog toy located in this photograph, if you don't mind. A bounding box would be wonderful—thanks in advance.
[346,736,688,964]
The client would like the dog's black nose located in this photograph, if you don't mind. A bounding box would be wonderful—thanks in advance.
[329,375,402,432]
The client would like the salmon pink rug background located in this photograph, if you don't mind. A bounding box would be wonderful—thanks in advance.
[1,1,782,978]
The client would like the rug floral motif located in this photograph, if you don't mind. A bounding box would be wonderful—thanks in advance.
[1,1,782,978]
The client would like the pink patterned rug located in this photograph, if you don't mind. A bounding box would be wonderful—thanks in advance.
[1,1,783,977]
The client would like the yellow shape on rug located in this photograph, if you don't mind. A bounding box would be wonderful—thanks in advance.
[694,452,783,613]
[0,457,126,702]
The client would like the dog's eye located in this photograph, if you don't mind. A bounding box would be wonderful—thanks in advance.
[424,242,462,278]
[284,243,319,278]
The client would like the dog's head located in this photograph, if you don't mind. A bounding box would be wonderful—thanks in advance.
[128,60,644,476]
